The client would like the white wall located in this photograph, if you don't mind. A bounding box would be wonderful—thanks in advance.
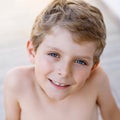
[102,0,120,20]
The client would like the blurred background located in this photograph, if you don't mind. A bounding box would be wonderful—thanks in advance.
[0,0,120,119]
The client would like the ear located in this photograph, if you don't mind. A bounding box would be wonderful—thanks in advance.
[91,61,99,72]
[27,40,35,64]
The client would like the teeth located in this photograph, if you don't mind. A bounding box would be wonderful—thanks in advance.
[52,80,66,87]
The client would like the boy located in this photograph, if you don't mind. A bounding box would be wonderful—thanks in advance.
[4,0,120,120]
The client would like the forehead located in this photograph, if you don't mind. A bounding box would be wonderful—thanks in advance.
[39,26,96,57]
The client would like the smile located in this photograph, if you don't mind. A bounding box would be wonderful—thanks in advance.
[49,79,70,87]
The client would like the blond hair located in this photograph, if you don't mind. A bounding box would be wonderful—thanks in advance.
[31,0,106,63]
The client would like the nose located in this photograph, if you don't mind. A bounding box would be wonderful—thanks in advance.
[57,60,71,77]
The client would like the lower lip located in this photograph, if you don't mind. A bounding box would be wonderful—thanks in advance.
[49,79,70,89]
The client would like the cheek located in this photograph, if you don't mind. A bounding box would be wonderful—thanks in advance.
[35,55,53,75]
[74,68,92,84]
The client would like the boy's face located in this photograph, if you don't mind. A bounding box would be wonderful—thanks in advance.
[28,26,98,101]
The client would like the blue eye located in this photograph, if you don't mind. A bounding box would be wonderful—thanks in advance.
[48,52,59,58]
[75,59,87,65]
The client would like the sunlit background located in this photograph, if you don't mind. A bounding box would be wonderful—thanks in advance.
[0,0,120,119]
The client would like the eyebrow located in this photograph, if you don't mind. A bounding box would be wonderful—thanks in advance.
[77,56,92,61]
[46,46,63,53]
[72,55,93,62]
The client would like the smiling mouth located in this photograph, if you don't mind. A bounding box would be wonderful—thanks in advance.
[49,79,70,88]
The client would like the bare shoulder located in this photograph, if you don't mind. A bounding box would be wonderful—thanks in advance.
[90,66,109,85]
[93,68,120,119]
[87,66,110,96]
[4,65,35,93]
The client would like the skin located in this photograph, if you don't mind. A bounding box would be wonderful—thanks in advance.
[4,26,120,120]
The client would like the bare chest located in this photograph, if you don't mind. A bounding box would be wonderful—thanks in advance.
[21,107,98,120]
[20,96,98,120]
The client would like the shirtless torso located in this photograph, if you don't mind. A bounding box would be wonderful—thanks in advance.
[4,63,120,120]
[6,66,101,120]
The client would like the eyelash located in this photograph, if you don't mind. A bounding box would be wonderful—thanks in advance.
[75,59,87,65]
[48,52,60,58]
